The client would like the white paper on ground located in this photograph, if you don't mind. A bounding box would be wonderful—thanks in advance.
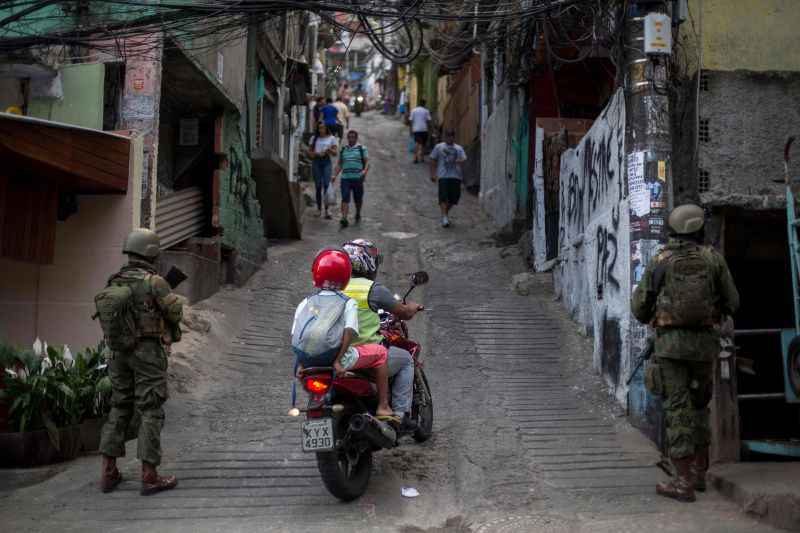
[401,486,420,498]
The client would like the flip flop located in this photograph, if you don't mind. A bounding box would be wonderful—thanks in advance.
[376,414,401,426]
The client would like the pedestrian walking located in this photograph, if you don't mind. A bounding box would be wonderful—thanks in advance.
[308,122,338,219]
[408,99,431,163]
[96,228,183,496]
[631,204,740,503]
[319,97,339,136]
[333,96,350,140]
[333,130,369,227]
[429,130,467,228]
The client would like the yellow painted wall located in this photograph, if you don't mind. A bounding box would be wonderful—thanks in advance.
[410,76,418,109]
[684,0,800,72]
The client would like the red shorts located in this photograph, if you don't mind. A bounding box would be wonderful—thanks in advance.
[350,344,388,369]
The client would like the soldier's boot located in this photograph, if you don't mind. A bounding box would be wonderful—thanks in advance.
[691,447,709,492]
[140,461,178,496]
[100,455,123,493]
[656,456,696,502]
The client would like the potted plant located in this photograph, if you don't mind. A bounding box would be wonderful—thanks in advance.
[74,342,112,452]
[0,343,83,466]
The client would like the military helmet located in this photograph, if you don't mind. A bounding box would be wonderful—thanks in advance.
[668,204,705,235]
[123,228,160,259]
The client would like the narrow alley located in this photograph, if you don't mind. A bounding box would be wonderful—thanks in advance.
[0,113,774,533]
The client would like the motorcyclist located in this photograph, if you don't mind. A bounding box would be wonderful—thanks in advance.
[342,239,422,432]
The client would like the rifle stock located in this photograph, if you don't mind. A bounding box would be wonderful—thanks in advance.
[626,336,655,386]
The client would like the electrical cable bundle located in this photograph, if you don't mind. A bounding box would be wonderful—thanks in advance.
[0,0,605,62]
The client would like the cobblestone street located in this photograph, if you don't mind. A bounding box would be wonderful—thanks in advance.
[0,113,776,532]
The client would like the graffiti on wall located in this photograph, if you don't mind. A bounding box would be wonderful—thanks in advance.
[595,206,621,294]
[555,88,629,396]
[228,145,250,215]
[559,89,626,247]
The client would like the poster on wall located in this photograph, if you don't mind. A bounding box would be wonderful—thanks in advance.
[628,151,649,217]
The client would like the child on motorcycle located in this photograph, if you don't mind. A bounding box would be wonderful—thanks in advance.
[291,249,396,420]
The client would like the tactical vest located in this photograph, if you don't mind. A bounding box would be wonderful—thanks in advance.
[342,278,383,346]
[110,266,165,338]
[654,245,718,328]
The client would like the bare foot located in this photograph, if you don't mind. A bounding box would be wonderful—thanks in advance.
[376,406,394,417]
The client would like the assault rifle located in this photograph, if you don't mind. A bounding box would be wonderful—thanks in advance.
[626,336,655,386]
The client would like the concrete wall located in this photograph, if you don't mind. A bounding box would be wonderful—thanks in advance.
[218,112,267,283]
[697,70,800,208]
[690,0,800,73]
[554,90,631,400]
[532,126,547,269]
[28,63,105,129]
[0,136,143,350]
[192,36,248,110]
[479,83,515,228]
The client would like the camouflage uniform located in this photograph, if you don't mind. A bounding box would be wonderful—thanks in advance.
[99,260,183,466]
[632,238,739,460]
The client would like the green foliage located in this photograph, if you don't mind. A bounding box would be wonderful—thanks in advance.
[0,340,112,450]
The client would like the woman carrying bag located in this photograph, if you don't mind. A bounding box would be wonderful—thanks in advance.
[308,122,338,219]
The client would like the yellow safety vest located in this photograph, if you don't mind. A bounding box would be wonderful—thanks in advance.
[342,277,383,346]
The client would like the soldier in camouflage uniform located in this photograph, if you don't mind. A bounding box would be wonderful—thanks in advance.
[631,204,739,502]
[99,229,183,495]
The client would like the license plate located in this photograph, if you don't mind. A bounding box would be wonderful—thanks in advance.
[301,418,334,452]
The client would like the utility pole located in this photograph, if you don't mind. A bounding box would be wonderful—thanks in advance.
[624,1,673,445]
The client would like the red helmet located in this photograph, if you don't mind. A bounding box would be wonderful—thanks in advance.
[311,249,352,290]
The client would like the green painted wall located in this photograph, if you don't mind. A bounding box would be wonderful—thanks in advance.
[218,111,267,269]
[28,63,105,129]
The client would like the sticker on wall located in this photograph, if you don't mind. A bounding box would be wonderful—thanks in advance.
[648,216,665,236]
[133,78,145,92]
[657,160,666,181]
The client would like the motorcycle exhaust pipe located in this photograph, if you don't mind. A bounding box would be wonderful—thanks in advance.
[349,413,397,449]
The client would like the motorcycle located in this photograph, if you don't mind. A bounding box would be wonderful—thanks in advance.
[292,271,433,501]
[354,95,365,117]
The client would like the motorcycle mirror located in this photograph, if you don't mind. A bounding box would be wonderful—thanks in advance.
[410,271,429,286]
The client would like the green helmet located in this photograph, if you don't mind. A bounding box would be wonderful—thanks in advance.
[123,228,160,259]
[668,204,705,235]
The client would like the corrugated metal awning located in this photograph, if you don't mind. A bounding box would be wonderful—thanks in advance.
[155,187,205,249]
[0,112,131,193]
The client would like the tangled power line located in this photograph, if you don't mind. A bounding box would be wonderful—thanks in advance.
[0,0,602,64]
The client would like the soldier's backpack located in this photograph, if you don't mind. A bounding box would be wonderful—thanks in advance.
[291,292,349,363]
[93,279,138,352]
[655,246,716,327]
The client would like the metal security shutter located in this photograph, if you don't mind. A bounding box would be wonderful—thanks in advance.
[155,186,205,249]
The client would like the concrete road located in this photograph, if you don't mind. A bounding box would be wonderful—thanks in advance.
[0,113,776,532]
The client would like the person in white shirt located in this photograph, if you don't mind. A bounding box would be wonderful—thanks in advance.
[333,97,350,139]
[430,130,467,227]
[307,123,338,219]
[408,99,432,164]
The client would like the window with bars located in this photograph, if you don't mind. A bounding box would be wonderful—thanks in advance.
[698,168,710,193]
[699,119,710,143]
[700,71,709,92]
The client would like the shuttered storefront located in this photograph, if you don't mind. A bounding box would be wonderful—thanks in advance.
[155,186,205,249]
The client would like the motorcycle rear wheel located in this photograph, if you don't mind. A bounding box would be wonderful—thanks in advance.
[316,449,372,501]
[412,368,434,442]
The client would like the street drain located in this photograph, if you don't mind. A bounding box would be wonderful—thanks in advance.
[474,514,573,533]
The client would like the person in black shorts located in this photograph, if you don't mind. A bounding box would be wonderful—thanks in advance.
[429,130,467,227]
[333,130,370,227]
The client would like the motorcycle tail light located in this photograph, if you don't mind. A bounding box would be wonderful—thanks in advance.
[304,376,330,394]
